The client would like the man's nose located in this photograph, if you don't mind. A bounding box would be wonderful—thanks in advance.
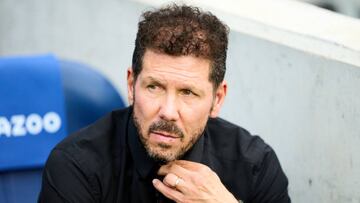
[159,95,180,122]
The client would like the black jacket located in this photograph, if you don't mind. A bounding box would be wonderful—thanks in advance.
[38,107,290,203]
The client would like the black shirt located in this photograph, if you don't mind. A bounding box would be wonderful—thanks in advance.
[38,107,290,203]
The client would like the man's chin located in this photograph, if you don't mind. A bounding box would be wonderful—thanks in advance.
[146,145,180,163]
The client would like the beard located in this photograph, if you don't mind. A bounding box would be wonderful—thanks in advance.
[132,112,205,164]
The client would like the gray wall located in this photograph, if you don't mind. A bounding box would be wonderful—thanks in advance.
[0,0,146,97]
[1,0,360,202]
[225,32,360,202]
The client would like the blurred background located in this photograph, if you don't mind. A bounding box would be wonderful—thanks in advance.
[0,0,360,202]
[297,0,360,18]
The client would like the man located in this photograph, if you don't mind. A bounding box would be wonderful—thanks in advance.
[38,4,290,203]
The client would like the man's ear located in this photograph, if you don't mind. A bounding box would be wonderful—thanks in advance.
[127,67,134,105]
[210,81,227,118]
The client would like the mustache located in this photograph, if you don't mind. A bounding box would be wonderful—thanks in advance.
[148,120,184,138]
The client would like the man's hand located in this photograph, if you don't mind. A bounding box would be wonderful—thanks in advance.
[152,160,238,203]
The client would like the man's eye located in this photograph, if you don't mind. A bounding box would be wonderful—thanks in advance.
[147,84,161,92]
[147,84,156,90]
[181,89,195,96]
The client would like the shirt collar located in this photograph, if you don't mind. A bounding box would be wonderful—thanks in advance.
[127,113,205,179]
[128,116,157,179]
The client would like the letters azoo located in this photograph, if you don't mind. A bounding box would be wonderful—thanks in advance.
[0,112,62,137]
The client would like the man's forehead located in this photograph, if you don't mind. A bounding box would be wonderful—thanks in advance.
[142,49,210,69]
[141,52,209,77]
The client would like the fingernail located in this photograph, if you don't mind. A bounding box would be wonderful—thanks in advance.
[152,179,158,185]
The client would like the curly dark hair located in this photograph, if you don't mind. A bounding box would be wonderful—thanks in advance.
[132,4,229,89]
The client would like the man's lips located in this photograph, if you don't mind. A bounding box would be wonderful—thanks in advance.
[151,131,179,138]
[149,131,180,144]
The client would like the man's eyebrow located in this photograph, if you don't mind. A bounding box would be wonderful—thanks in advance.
[142,76,206,95]
[141,76,165,85]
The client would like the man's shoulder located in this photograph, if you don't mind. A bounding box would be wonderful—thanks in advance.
[206,118,290,202]
[52,107,131,171]
[206,117,271,165]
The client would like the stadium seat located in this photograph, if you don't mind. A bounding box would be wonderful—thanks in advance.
[0,55,125,203]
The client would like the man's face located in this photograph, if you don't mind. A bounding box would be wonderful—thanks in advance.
[127,50,226,163]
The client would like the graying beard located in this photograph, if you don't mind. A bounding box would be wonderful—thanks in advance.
[132,113,202,163]
[131,86,207,163]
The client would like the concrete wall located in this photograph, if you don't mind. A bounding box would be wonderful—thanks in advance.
[0,0,146,97]
[1,0,360,202]
[225,32,360,202]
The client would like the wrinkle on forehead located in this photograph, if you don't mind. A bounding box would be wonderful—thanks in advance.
[145,68,204,81]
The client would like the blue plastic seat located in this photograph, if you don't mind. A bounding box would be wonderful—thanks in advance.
[0,55,125,203]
